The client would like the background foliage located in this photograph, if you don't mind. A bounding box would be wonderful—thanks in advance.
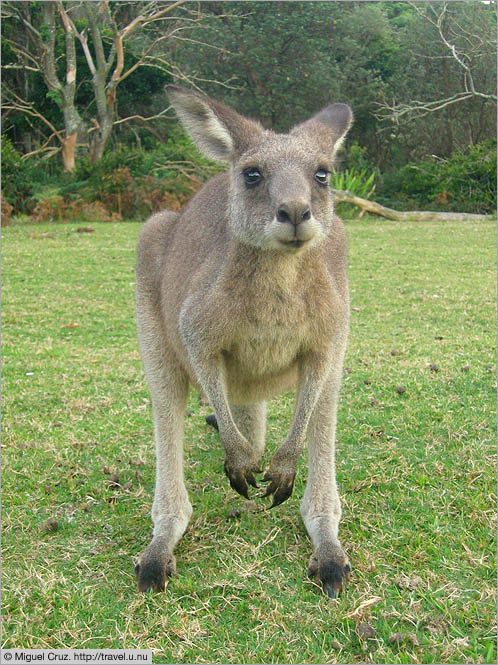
[1,0,497,219]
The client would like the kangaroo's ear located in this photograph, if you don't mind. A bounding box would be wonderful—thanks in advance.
[167,86,264,162]
[291,103,353,158]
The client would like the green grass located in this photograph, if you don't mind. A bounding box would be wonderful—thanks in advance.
[2,217,496,664]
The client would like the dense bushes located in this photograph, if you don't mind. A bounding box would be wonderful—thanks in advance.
[1,137,41,215]
[1,132,496,223]
[337,138,497,215]
[377,140,497,214]
[1,130,220,222]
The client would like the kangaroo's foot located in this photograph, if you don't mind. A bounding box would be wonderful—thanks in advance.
[135,535,176,592]
[205,414,218,430]
[307,541,351,598]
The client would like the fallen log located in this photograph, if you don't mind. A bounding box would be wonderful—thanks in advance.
[332,189,496,222]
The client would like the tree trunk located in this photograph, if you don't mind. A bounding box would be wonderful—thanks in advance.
[87,44,114,163]
[40,2,85,171]
[332,190,496,222]
[89,113,113,163]
[86,5,115,163]
[62,132,77,172]
[61,93,85,171]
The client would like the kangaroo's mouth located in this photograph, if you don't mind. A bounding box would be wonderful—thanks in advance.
[281,237,306,249]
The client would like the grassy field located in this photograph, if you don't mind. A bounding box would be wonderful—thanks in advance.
[2,217,496,664]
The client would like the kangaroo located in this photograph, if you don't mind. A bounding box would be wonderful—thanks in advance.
[135,86,353,598]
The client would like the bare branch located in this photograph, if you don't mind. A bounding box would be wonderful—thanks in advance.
[332,189,495,222]
[436,3,470,72]
[109,0,189,90]
[116,34,169,84]
[378,1,497,123]
[21,131,62,160]
[2,63,40,73]
[2,91,63,141]
[3,36,42,68]
[111,107,174,127]
[59,4,98,77]
[2,0,245,165]
[120,0,188,41]
[22,146,62,161]
[374,92,475,124]
[84,2,108,74]
[80,31,98,77]
[57,3,77,86]
[167,34,234,55]
[109,32,125,91]
[19,16,42,41]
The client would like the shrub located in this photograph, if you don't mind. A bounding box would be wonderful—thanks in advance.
[378,140,497,214]
[331,166,377,217]
[31,197,116,224]
[1,192,13,225]
[2,127,221,220]
[2,136,67,215]
[64,132,220,219]
[1,137,32,212]
[31,195,66,223]
[331,168,376,199]
[346,142,378,175]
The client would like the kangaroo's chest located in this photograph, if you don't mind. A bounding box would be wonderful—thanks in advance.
[227,290,310,376]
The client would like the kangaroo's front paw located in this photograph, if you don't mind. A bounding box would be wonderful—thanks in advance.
[262,467,296,507]
[135,537,176,592]
[224,457,262,499]
[308,543,351,598]
[262,444,298,507]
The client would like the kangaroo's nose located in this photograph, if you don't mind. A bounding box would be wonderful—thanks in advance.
[276,201,311,226]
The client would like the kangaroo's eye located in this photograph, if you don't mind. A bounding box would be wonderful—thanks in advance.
[314,169,330,185]
[243,168,262,186]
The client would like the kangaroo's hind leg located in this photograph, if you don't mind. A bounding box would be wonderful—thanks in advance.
[135,291,192,592]
[300,358,351,598]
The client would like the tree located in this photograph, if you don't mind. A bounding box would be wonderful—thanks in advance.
[174,2,393,130]
[2,1,85,170]
[376,1,497,157]
[173,1,497,169]
[3,1,495,179]
[1,0,212,169]
[172,2,403,167]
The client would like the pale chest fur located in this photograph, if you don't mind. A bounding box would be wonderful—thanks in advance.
[224,275,316,378]
[211,247,338,385]
[230,315,307,377]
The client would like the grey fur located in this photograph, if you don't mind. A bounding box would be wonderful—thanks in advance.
[135,87,353,596]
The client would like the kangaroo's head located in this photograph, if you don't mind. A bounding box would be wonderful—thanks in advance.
[167,86,353,253]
